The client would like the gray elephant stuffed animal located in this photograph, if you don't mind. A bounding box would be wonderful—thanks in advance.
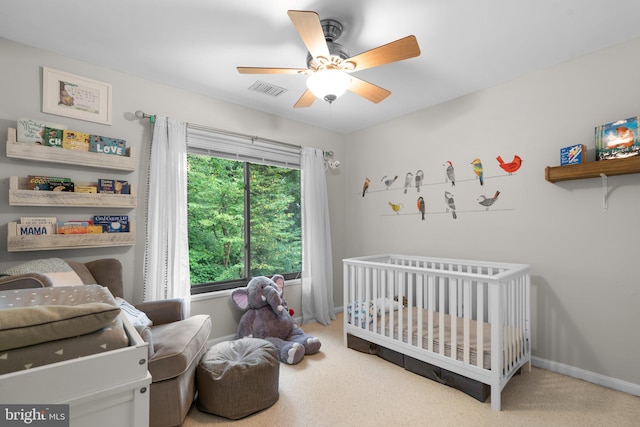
[231,275,321,364]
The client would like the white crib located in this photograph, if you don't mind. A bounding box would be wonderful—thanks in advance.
[343,254,531,410]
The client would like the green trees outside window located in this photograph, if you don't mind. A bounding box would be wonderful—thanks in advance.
[187,154,301,292]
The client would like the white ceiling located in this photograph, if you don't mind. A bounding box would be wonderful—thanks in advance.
[2,0,640,134]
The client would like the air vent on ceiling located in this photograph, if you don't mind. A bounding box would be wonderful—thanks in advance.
[248,80,288,97]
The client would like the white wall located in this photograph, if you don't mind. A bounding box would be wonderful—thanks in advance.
[0,38,347,339]
[345,37,640,387]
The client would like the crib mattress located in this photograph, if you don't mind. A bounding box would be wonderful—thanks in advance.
[353,307,522,370]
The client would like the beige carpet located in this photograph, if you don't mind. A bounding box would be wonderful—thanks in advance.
[183,312,639,427]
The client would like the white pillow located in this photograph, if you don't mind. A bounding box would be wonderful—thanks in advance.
[374,297,401,313]
[115,297,153,329]
[46,271,85,287]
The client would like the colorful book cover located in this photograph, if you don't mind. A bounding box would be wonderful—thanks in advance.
[98,179,130,194]
[93,215,129,233]
[56,221,90,234]
[114,180,130,194]
[17,118,67,144]
[90,135,126,156]
[74,185,98,193]
[28,175,71,190]
[42,127,63,147]
[595,116,640,160]
[560,144,586,165]
[88,225,104,234]
[49,182,75,192]
[62,130,90,151]
[98,178,115,193]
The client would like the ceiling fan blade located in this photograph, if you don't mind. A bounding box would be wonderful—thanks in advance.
[347,35,421,72]
[294,89,316,108]
[237,67,308,75]
[287,10,330,60]
[348,76,391,104]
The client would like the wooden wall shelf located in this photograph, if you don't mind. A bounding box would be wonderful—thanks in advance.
[9,176,136,208]
[545,156,640,182]
[5,128,136,252]
[6,128,136,172]
[7,221,136,252]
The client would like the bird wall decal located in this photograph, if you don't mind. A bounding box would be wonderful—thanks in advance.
[471,158,484,186]
[496,155,522,174]
[415,170,424,192]
[381,175,398,189]
[417,196,426,221]
[362,177,371,197]
[444,161,455,186]
[389,202,403,214]
[478,190,500,210]
[403,172,413,194]
[444,191,457,219]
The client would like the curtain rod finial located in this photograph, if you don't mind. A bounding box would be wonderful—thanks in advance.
[135,110,156,123]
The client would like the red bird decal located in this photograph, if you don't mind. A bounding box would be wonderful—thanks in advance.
[496,155,522,174]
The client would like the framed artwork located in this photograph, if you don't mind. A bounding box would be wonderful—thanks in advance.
[42,66,112,125]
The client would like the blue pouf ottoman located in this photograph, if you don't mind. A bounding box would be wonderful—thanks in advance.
[196,338,279,419]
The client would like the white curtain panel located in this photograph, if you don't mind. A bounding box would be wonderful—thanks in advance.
[301,147,335,325]
[143,116,191,315]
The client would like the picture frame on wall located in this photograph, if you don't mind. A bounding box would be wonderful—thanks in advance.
[42,66,112,125]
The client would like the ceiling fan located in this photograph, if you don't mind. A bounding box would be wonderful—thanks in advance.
[237,10,421,108]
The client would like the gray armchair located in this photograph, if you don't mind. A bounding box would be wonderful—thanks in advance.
[0,258,211,427]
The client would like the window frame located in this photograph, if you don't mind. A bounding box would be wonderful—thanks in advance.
[187,127,304,295]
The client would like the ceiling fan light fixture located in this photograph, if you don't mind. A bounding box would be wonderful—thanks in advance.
[306,69,351,104]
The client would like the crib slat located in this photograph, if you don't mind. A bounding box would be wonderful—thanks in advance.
[450,279,457,361]
[427,274,435,353]
[371,266,378,334]
[416,273,424,348]
[438,277,445,356]
[381,268,387,336]
[389,269,395,339]
[463,279,471,365]
[476,282,485,368]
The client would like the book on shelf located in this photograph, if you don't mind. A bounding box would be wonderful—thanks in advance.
[89,225,104,234]
[595,116,640,160]
[93,215,129,233]
[14,217,57,236]
[42,126,64,147]
[57,221,90,234]
[49,182,75,192]
[62,130,90,151]
[97,179,130,194]
[27,175,71,190]
[74,185,98,193]
[16,223,55,236]
[17,117,67,144]
[560,144,586,165]
[20,216,57,225]
[90,135,127,156]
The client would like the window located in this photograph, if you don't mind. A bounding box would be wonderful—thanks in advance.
[186,126,302,293]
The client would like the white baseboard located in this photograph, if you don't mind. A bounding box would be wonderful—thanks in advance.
[532,356,640,397]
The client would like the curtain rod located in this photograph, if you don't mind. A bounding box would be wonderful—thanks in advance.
[135,109,301,151]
